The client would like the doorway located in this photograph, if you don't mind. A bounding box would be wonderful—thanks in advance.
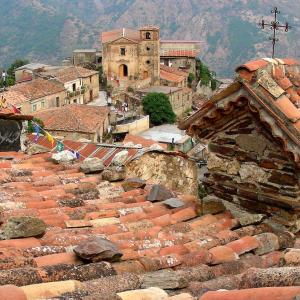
[119,64,128,78]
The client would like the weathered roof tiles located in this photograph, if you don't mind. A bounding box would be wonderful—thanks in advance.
[0,151,299,299]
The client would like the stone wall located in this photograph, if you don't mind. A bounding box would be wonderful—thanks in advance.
[201,111,300,231]
[126,151,198,195]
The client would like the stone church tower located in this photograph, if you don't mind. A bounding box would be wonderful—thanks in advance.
[138,26,160,85]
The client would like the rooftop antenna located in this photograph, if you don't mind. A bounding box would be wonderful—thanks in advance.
[259,7,291,58]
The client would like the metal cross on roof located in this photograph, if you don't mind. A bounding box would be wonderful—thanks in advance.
[259,7,291,58]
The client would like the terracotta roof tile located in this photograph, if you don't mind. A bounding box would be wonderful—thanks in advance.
[160,49,200,58]
[101,28,140,44]
[160,64,188,83]
[33,104,109,133]
[0,150,298,298]
[274,95,300,121]
[180,58,300,165]
[235,59,269,72]
[40,66,98,83]
[5,78,65,100]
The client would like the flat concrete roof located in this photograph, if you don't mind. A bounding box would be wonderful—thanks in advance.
[138,86,181,94]
[138,124,187,144]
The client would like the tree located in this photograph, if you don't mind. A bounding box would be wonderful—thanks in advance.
[142,92,176,125]
[195,58,217,91]
[1,59,29,87]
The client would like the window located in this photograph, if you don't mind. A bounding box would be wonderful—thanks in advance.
[145,32,151,39]
[89,76,92,83]
[41,101,45,108]
[73,99,77,103]
[72,83,76,91]
[146,60,150,64]
[56,97,60,107]
[32,104,37,112]
[120,47,126,55]
[146,46,150,51]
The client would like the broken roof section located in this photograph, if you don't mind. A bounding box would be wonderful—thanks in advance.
[180,58,300,165]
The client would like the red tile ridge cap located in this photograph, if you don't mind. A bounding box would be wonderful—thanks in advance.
[236,58,300,73]
[235,59,268,73]
[242,82,300,147]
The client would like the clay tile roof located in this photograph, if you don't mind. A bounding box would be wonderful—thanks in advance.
[41,66,98,84]
[180,58,300,164]
[0,107,33,120]
[0,90,29,106]
[160,64,188,83]
[101,28,140,44]
[33,104,109,133]
[6,78,65,100]
[235,59,269,72]
[0,143,299,298]
[160,49,200,58]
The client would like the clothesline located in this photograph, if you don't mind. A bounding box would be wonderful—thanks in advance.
[0,98,86,159]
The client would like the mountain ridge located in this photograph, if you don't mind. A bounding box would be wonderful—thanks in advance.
[0,0,299,76]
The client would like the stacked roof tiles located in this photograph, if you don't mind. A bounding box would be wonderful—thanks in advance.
[1,150,300,300]
[27,134,142,165]
[33,104,110,134]
[160,64,188,84]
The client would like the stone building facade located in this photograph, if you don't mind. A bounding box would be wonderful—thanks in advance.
[137,85,192,117]
[101,26,160,86]
[180,58,300,231]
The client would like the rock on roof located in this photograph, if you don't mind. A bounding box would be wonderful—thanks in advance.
[180,57,300,165]
[0,150,300,299]
[101,28,140,44]
[33,104,109,133]
[6,79,65,101]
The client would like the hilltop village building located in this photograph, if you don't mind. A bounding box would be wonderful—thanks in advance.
[0,66,99,113]
[101,26,200,88]
[101,26,161,86]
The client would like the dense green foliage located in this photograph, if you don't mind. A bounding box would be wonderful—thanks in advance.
[196,59,217,91]
[142,93,176,125]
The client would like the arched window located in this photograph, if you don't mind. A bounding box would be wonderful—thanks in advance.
[145,32,151,39]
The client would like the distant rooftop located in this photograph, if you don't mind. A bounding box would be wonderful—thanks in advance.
[138,86,181,94]
[15,63,50,71]
[161,40,203,44]
[138,124,186,144]
[73,49,97,53]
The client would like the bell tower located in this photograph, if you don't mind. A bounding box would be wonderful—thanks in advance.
[138,26,160,85]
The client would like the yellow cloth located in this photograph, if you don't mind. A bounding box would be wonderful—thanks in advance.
[46,132,55,146]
